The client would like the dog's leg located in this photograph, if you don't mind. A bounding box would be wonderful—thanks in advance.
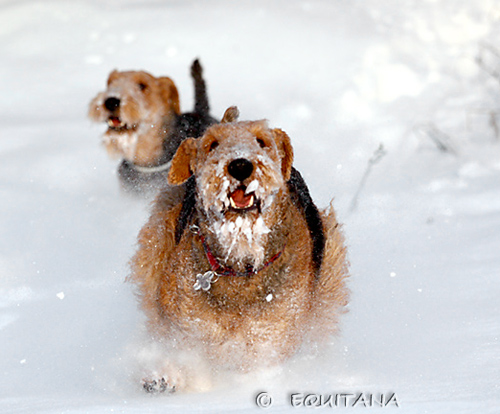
[137,339,213,394]
[143,376,176,394]
[141,358,186,394]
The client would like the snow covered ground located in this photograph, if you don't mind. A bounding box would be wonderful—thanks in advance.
[1,0,500,412]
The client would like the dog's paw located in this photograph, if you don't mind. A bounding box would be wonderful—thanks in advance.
[142,377,176,394]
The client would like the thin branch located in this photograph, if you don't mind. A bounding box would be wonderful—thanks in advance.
[414,124,458,155]
[476,42,500,85]
[349,144,387,213]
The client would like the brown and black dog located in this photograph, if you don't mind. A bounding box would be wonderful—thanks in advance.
[129,107,349,392]
[88,59,216,194]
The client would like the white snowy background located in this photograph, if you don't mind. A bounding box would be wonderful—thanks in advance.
[1,0,499,412]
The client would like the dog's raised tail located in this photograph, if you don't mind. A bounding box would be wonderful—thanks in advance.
[191,59,210,116]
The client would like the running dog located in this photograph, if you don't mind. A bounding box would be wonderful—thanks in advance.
[129,107,349,392]
[88,59,216,194]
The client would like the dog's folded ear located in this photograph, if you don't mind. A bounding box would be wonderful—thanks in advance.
[221,106,239,123]
[272,128,294,181]
[158,77,181,115]
[107,70,119,86]
[168,138,198,185]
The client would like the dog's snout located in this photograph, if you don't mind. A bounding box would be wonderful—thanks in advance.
[104,97,120,111]
[228,158,254,182]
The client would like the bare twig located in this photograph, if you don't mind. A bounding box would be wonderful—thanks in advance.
[476,42,500,85]
[466,108,500,141]
[414,124,458,155]
[489,112,500,140]
[349,144,387,213]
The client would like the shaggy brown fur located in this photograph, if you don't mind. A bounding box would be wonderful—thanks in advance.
[88,60,216,194]
[129,108,349,393]
[88,70,179,166]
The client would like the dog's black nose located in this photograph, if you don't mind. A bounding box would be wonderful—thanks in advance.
[104,97,120,111]
[228,158,254,182]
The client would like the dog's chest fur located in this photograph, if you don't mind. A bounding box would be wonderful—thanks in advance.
[154,191,315,364]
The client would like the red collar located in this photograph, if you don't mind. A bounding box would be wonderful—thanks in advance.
[191,225,284,278]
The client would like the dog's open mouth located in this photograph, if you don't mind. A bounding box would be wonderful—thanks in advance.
[107,116,136,132]
[229,186,258,211]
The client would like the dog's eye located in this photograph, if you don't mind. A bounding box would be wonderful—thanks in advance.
[138,82,148,92]
[256,138,266,148]
[209,141,219,152]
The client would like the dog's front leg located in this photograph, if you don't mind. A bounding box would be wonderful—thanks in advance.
[137,339,213,394]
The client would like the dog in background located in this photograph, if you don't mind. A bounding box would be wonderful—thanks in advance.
[129,107,349,393]
[88,59,216,194]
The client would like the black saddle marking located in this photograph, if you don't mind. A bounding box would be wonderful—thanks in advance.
[287,167,325,276]
[175,176,197,244]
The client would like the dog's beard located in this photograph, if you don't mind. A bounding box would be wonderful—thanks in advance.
[103,129,139,160]
[92,87,163,161]
[102,115,165,162]
[198,158,283,269]
[211,215,271,268]
[206,180,274,268]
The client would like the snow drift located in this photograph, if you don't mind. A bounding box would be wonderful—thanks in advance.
[1,0,499,413]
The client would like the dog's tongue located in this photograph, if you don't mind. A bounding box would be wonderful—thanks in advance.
[230,188,253,209]
[109,117,122,127]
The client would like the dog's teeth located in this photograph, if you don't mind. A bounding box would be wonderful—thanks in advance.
[229,196,237,209]
[246,180,259,195]
[107,117,126,129]
[229,194,254,209]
